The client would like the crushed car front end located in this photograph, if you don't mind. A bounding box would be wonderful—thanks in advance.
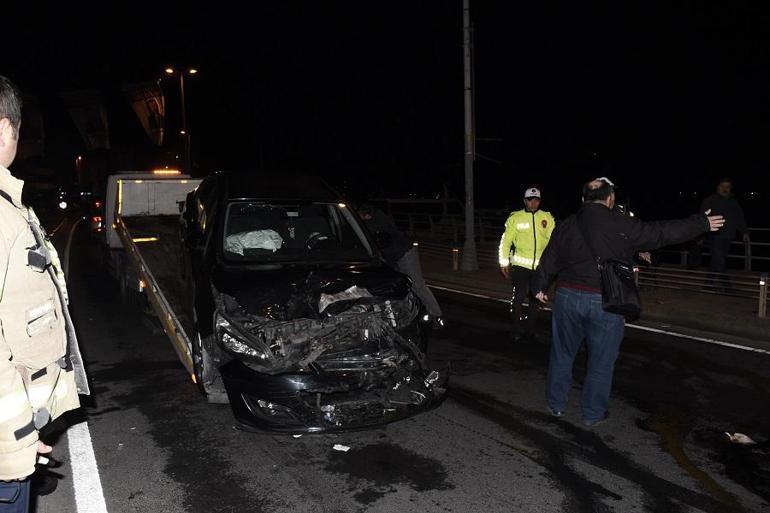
[211,269,448,433]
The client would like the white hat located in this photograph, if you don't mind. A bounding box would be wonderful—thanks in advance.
[524,187,541,199]
[595,176,615,187]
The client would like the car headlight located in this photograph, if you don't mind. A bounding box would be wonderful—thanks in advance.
[214,312,269,360]
[388,292,420,329]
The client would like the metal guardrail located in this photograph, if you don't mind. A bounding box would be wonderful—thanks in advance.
[395,212,770,272]
[416,240,768,318]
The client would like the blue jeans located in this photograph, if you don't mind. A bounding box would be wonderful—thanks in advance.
[547,287,625,423]
[0,479,29,513]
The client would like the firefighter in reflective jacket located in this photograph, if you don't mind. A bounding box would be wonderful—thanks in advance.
[0,76,86,509]
[498,187,555,341]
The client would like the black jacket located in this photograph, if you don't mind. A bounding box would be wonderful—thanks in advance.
[530,203,710,293]
[699,193,746,240]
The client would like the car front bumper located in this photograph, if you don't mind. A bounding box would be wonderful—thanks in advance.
[219,359,448,433]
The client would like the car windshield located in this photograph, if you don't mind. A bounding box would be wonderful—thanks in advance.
[222,201,374,263]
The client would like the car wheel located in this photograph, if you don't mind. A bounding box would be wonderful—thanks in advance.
[192,326,229,404]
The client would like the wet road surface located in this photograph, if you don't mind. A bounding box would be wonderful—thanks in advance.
[36,223,770,512]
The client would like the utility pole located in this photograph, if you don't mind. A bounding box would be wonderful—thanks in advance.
[179,72,190,174]
[461,0,478,271]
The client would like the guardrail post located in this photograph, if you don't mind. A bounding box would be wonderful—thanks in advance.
[680,250,687,267]
[408,214,415,236]
[452,248,460,271]
[745,240,752,272]
[451,217,458,244]
[759,273,767,318]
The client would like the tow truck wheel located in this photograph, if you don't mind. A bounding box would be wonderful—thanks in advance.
[192,328,229,404]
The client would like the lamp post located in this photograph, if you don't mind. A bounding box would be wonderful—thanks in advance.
[164,67,198,174]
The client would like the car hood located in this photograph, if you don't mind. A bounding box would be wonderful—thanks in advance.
[211,264,411,321]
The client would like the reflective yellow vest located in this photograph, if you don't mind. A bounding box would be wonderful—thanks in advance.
[498,209,556,269]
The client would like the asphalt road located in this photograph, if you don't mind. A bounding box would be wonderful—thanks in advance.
[35,219,770,513]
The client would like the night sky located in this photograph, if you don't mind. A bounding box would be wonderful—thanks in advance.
[5,2,770,221]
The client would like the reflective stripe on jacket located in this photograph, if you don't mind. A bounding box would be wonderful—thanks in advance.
[498,209,556,269]
[0,165,80,480]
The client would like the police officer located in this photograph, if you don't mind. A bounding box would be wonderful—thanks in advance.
[0,76,86,512]
[498,187,555,342]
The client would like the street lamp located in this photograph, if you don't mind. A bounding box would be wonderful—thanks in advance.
[164,67,198,174]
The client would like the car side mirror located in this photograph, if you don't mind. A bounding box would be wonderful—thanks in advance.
[374,231,392,248]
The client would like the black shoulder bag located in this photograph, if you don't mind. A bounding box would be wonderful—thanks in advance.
[577,216,641,319]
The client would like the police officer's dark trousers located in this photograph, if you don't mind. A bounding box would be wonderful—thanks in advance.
[509,266,538,338]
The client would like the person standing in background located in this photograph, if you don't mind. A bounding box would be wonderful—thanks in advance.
[498,187,555,342]
[700,178,749,290]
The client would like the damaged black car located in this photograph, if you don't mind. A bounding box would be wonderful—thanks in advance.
[180,172,448,433]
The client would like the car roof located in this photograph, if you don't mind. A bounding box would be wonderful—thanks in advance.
[217,171,342,202]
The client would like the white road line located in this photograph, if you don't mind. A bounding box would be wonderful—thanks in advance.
[623,324,770,355]
[68,422,108,513]
[63,218,109,513]
[63,217,83,276]
[429,284,510,303]
[428,283,770,356]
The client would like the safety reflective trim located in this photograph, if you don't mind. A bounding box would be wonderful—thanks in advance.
[498,232,510,267]
[13,419,35,441]
[516,223,531,230]
[512,255,540,267]
[0,393,31,424]
[27,384,54,408]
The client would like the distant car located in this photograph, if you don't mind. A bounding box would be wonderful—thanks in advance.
[179,171,448,433]
[86,198,105,237]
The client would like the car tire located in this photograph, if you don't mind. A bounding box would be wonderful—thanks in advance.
[193,327,229,404]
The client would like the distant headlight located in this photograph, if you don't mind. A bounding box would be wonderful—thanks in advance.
[58,201,68,210]
[215,312,269,360]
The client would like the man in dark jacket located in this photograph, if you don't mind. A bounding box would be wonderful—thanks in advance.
[530,177,724,427]
[357,204,443,326]
[699,178,749,289]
